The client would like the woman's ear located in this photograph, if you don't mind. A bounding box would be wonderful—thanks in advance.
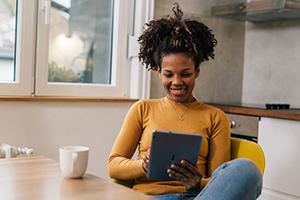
[196,65,200,77]
[158,67,162,79]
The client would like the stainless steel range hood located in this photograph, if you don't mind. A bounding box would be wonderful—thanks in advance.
[211,0,300,22]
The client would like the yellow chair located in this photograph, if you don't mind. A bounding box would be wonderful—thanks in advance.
[113,137,265,187]
[230,137,265,175]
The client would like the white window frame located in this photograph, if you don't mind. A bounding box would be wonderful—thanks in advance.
[128,0,153,99]
[35,0,130,98]
[0,0,36,96]
[0,0,154,99]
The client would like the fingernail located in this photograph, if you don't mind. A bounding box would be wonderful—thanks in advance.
[142,154,145,159]
[181,160,185,164]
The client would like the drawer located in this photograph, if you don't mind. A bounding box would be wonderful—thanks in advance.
[226,113,260,138]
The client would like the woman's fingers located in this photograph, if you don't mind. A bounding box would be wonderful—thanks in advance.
[142,154,149,163]
[141,154,149,172]
[168,160,198,178]
[167,160,203,193]
[180,160,202,177]
[141,148,151,172]
[167,163,191,181]
[167,166,188,181]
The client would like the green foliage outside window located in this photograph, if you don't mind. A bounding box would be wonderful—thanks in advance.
[48,61,84,83]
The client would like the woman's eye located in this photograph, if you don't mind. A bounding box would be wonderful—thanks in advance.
[164,74,172,77]
[182,73,192,77]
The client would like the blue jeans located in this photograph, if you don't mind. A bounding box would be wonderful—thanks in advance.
[152,158,262,200]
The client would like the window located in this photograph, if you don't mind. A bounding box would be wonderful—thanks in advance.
[0,0,16,82]
[0,0,153,99]
[47,0,113,84]
[0,0,35,96]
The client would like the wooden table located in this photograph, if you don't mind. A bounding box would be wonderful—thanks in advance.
[0,157,156,200]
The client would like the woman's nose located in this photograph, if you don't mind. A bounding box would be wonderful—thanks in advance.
[173,75,183,85]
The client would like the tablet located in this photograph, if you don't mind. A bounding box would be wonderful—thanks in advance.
[147,130,203,181]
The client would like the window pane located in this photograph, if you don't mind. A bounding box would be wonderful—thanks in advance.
[0,0,16,82]
[48,0,113,84]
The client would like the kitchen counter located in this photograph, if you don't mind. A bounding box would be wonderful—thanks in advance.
[208,104,300,121]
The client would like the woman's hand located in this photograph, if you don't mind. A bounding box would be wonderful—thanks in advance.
[167,159,203,193]
[141,149,150,172]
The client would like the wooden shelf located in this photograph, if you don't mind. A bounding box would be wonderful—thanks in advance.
[210,104,300,121]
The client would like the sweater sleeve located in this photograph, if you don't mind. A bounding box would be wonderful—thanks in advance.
[200,109,231,190]
[107,101,147,180]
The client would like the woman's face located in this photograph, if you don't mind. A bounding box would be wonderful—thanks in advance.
[158,53,200,103]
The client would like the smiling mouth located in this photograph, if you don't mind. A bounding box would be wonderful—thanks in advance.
[170,88,186,94]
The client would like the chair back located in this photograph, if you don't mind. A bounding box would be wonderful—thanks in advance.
[230,137,265,175]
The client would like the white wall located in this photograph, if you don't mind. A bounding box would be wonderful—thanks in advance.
[242,20,300,108]
[0,101,134,180]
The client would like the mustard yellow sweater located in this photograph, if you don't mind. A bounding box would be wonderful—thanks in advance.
[108,97,230,195]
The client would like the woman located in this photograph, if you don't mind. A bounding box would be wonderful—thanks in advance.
[108,3,262,200]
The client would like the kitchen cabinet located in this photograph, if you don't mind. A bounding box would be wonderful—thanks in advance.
[208,103,300,199]
[258,117,300,200]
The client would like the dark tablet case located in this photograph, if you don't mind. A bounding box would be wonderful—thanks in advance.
[147,130,203,181]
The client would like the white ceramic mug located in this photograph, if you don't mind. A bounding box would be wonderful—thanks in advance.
[59,146,89,178]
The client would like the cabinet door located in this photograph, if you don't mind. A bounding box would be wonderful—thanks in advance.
[258,117,300,199]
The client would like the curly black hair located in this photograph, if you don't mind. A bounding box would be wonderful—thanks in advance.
[138,3,217,71]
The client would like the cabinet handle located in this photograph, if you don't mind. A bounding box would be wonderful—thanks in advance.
[229,120,236,128]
